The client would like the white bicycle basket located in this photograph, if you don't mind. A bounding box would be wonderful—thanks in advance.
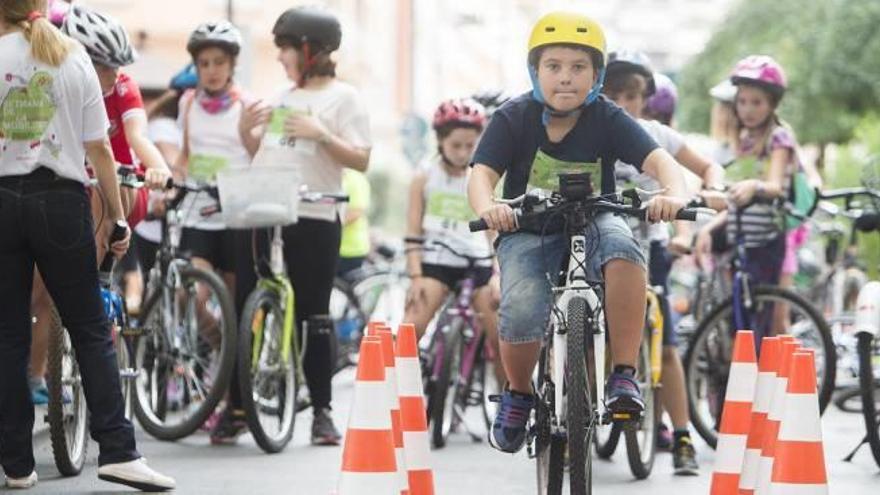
[216,166,301,228]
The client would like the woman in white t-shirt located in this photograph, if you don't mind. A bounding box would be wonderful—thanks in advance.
[0,1,172,490]
[238,6,371,446]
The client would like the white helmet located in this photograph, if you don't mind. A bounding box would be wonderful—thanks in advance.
[62,5,135,68]
[187,21,242,58]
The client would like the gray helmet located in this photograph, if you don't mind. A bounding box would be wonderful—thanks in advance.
[187,21,242,58]
[607,49,656,96]
[62,5,135,68]
[272,6,341,52]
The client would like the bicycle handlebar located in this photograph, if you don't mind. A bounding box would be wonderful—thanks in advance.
[468,199,702,233]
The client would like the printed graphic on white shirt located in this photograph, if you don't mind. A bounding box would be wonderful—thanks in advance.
[0,71,57,144]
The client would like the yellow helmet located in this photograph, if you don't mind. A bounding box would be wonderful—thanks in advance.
[528,11,607,67]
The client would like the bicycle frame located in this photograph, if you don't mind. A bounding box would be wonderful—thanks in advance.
[549,230,607,427]
[249,225,305,378]
[645,288,665,387]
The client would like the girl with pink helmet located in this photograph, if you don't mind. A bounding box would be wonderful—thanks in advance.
[696,55,821,334]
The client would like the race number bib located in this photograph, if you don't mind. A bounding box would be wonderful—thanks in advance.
[424,191,473,234]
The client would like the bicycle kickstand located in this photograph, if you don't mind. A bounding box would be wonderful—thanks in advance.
[843,435,867,462]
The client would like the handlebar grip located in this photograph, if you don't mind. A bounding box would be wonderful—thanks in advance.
[469,218,489,232]
[99,220,128,277]
[675,208,698,221]
[165,177,174,190]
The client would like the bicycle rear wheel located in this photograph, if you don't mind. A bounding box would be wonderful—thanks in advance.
[857,333,880,467]
[238,286,299,453]
[133,265,236,441]
[46,307,89,477]
[623,326,656,479]
[329,278,363,375]
[566,297,593,495]
[684,285,835,448]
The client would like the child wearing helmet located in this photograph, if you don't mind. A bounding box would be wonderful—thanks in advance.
[62,5,172,229]
[238,6,372,447]
[173,19,257,445]
[468,11,692,454]
[403,99,505,417]
[602,49,727,476]
[696,56,820,329]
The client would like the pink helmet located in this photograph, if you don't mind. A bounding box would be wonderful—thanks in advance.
[730,55,787,99]
[432,99,486,132]
[47,0,71,28]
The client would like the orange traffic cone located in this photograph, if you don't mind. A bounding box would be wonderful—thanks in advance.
[738,337,781,495]
[710,330,758,495]
[337,336,398,494]
[770,350,828,494]
[374,327,410,495]
[754,337,799,495]
[396,323,435,495]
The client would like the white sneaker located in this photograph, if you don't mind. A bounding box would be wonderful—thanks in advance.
[5,471,38,489]
[97,458,175,492]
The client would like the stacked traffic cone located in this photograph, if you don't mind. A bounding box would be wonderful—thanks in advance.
[770,350,828,494]
[373,326,410,495]
[710,330,758,495]
[754,337,799,495]
[738,337,781,495]
[337,336,398,494]
[396,323,435,495]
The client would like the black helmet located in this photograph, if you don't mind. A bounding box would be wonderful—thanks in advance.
[272,6,341,52]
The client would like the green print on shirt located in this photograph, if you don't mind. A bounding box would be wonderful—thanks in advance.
[724,156,763,183]
[426,191,473,223]
[529,149,600,192]
[189,153,230,182]
[0,71,56,141]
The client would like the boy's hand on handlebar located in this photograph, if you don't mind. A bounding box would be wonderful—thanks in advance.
[479,204,517,232]
[646,195,688,223]
[145,168,173,191]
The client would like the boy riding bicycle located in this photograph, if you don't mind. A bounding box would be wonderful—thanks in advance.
[467,11,691,454]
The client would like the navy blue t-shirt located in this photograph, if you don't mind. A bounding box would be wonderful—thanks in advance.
[472,92,659,199]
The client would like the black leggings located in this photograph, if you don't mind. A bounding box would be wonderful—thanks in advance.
[233,218,341,410]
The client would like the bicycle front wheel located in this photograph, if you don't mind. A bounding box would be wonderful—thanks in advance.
[566,297,593,495]
[238,286,299,453]
[133,265,237,441]
[857,332,880,467]
[684,285,835,448]
[46,307,89,477]
[428,318,463,448]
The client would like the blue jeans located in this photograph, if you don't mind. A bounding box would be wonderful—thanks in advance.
[0,170,139,478]
[496,213,646,344]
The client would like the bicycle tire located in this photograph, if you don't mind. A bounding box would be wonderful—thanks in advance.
[429,318,463,448]
[857,333,880,467]
[834,385,880,414]
[479,335,503,431]
[536,335,564,495]
[238,286,299,453]
[132,265,237,441]
[46,306,89,477]
[624,326,656,479]
[566,297,592,495]
[684,285,835,448]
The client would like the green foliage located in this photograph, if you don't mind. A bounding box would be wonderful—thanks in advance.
[679,0,880,146]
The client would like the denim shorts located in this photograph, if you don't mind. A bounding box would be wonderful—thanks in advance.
[496,212,646,344]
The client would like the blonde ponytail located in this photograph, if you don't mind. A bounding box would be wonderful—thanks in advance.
[2,0,74,67]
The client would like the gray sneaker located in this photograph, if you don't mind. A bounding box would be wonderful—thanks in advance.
[673,436,700,476]
[311,407,342,446]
